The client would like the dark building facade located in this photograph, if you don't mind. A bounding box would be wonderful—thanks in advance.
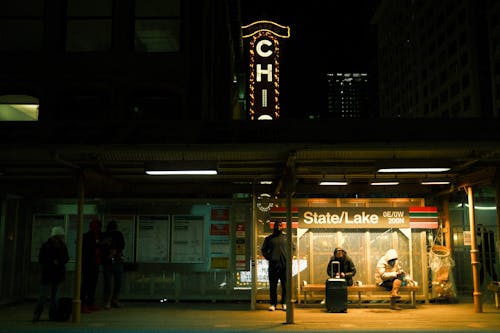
[0,0,242,122]
[373,0,496,118]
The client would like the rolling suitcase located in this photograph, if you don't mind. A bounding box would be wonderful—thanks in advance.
[325,261,347,313]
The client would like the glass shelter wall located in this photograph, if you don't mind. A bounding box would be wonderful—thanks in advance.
[253,197,429,304]
[26,199,254,302]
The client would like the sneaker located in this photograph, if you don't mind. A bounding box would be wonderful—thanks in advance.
[320,299,325,305]
[104,302,111,310]
[282,304,287,311]
[268,305,275,311]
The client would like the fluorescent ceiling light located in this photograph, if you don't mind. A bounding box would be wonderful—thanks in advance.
[319,181,349,186]
[145,161,218,176]
[260,180,273,185]
[370,180,400,186]
[378,167,450,173]
[420,179,451,185]
[456,203,497,210]
[146,170,217,175]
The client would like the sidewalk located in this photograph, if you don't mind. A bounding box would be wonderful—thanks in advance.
[1,299,499,332]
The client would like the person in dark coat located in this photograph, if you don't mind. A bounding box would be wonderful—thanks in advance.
[326,247,357,286]
[100,220,125,309]
[261,220,288,311]
[81,218,102,313]
[33,226,69,322]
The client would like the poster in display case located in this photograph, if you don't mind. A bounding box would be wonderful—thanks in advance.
[171,215,204,263]
[137,215,170,263]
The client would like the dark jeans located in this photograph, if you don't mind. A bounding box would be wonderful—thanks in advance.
[33,282,59,320]
[81,264,99,306]
[380,278,396,290]
[268,262,286,306]
[103,262,123,302]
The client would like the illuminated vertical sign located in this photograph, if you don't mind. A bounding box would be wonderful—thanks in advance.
[242,21,290,120]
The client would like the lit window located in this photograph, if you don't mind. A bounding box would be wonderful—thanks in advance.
[0,95,39,121]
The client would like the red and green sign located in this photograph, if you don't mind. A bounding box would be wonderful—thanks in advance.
[409,206,438,229]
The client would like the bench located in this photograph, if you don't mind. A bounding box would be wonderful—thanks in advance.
[301,281,420,308]
[487,282,500,309]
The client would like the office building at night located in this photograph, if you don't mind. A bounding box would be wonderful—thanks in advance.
[373,0,496,118]
[326,72,369,118]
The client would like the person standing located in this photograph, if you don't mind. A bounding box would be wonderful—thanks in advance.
[326,247,357,286]
[100,220,125,309]
[33,226,69,322]
[261,221,288,311]
[81,218,102,313]
[375,248,405,310]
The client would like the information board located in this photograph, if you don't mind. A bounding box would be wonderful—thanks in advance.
[136,215,170,263]
[171,215,204,263]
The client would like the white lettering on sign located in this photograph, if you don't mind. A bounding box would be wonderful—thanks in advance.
[345,212,379,224]
[383,211,405,217]
[303,210,379,225]
[256,64,272,82]
[262,89,268,107]
[256,39,273,57]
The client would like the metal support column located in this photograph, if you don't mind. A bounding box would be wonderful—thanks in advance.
[495,168,500,282]
[72,172,84,322]
[285,152,296,325]
[251,180,257,311]
[466,186,482,313]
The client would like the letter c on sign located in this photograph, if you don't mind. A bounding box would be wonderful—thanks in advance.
[256,39,273,57]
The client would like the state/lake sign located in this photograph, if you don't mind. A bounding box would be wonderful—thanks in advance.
[298,207,409,229]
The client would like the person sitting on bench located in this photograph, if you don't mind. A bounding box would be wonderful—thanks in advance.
[326,247,357,285]
[375,249,405,310]
[321,247,356,304]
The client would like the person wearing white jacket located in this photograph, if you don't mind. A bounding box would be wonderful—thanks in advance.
[375,249,405,310]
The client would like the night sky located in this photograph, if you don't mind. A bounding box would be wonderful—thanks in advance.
[240,0,380,118]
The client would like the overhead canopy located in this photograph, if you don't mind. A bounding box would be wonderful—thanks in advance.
[0,118,498,199]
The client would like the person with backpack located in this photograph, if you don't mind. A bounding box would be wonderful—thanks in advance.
[33,226,69,322]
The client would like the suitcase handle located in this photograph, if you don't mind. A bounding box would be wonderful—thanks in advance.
[331,260,340,278]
